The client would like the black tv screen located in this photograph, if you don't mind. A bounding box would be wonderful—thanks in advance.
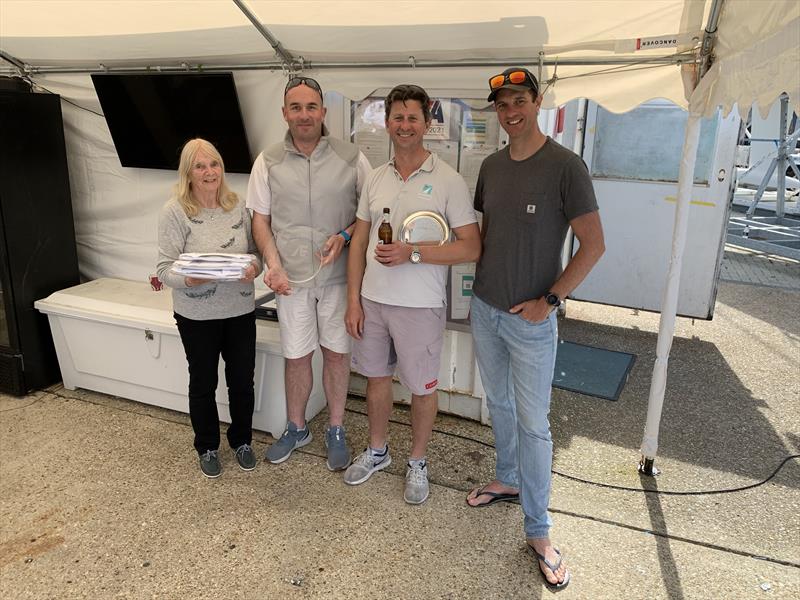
[91,72,252,173]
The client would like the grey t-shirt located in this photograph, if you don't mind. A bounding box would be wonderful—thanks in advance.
[473,138,598,311]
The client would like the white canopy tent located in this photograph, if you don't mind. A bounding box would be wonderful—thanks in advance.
[1,0,798,470]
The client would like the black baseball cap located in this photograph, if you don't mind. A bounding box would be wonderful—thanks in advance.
[487,67,539,102]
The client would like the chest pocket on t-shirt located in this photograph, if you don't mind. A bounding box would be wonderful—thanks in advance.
[514,193,545,224]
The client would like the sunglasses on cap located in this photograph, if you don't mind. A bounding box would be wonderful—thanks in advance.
[488,70,538,93]
[284,76,323,96]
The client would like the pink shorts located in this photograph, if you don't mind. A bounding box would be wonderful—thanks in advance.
[351,297,446,396]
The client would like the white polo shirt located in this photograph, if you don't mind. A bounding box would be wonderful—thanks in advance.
[357,153,477,308]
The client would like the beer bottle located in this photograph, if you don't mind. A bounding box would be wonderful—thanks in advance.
[378,207,392,244]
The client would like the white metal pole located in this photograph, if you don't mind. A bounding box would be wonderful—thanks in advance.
[639,112,703,473]
[777,94,788,218]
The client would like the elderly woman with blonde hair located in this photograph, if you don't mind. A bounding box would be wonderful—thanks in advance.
[157,138,262,478]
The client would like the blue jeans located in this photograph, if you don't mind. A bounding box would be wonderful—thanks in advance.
[470,295,558,539]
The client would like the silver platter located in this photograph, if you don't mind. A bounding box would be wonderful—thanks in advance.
[399,211,450,246]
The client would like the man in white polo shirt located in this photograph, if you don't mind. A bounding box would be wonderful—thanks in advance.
[344,84,481,504]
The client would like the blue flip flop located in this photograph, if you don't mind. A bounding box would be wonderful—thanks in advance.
[529,545,570,591]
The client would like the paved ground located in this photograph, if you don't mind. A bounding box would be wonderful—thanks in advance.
[1,260,798,599]
[720,244,800,290]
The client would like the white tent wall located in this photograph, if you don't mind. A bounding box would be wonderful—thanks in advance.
[30,64,696,284]
[15,69,691,282]
[34,71,289,281]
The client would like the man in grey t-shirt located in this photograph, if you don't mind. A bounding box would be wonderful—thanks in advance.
[467,67,605,591]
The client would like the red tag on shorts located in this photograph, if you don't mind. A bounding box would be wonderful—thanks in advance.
[425,379,438,390]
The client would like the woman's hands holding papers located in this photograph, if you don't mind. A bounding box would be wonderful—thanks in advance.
[238,261,259,283]
[184,276,211,287]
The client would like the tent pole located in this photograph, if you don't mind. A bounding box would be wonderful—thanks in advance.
[0,54,687,77]
[639,113,702,476]
[699,0,725,78]
[638,0,726,477]
[231,0,296,70]
[0,50,28,74]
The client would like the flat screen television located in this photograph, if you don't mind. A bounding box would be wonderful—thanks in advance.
[91,72,252,173]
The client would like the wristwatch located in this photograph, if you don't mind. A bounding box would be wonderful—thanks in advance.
[545,291,561,308]
[409,245,422,264]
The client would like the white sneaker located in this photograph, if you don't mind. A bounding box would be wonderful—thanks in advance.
[343,447,392,485]
[404,461,429,504]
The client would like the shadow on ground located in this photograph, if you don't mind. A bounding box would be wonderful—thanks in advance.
[552,316,799,489]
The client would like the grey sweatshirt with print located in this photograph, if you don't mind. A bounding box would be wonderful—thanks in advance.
[157,197,261,321]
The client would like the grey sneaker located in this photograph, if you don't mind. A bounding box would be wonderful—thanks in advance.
[265,422,312,464]
[343,447,392,485]
[404,461,429,504]
[234,443,257,471]
[199,449,221,478]
[324,425,352,471]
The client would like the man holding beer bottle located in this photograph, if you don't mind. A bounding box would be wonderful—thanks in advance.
[344,84,480,504]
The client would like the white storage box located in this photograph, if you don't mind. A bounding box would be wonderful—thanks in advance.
[35,278,324,438]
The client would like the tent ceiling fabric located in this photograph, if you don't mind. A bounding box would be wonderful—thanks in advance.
[1,0,702,114]
[690,5,800,118]
[3,0,703,64]
[0,0,797,115]
[1,1,699,39]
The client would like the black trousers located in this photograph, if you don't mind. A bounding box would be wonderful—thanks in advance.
[175,311,256,454]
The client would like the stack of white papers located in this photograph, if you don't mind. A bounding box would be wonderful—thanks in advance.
[171,253,253,281]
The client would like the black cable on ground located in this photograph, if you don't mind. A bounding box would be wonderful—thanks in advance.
[344,407,800,497]
[554,456,800,496]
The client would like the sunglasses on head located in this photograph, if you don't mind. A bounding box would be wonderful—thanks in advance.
[488,70,538,93]
[284,76,322,95]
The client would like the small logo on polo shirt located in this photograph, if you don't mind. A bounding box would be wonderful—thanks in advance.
[421,184,433,195]
[526,204,536,214]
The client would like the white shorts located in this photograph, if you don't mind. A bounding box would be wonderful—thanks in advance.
[276,284,350,359]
